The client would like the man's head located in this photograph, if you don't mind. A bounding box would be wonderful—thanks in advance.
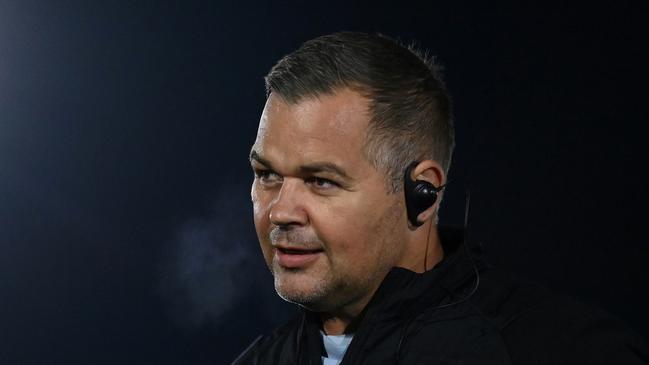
[249,32,454,316]
[264,31,454,193]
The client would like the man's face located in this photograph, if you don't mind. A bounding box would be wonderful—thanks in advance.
[250,88,409,313]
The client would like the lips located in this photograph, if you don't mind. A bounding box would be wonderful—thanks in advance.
[275,246,324,268]
[277,247,322,254]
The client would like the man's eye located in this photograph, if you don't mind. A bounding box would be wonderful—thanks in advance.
[255,170,281,183]
[306,177,339,190]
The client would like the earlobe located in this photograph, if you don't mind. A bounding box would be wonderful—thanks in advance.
[416,206,435,224]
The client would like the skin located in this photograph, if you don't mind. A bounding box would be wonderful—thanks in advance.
[250,88,446,335]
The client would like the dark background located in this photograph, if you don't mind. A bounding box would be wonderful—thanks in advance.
[1,1,647,364]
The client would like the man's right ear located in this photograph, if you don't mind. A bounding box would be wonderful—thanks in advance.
[403,160,446,227]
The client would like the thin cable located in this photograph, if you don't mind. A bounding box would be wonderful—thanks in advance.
[423,220,433,271]
[464,189,471,230]
[396,189,481,362]
[434,189,480,310]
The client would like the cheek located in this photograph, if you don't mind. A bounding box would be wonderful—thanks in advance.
[251,183,271,226]
[319,196,403,265]
[251,182,263,215]
[251,185,273,256]
[313,196,383,256]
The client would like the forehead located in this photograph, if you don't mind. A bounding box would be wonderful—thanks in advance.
[253,89,372,172]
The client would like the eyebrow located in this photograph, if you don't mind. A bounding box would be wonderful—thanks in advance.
[249,150,273,169]
[249,149,353,181]
[299,162,353,181]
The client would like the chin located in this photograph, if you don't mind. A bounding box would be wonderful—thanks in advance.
[274,275,330,309]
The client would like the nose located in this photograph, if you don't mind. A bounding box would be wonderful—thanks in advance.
[269,178,308,228]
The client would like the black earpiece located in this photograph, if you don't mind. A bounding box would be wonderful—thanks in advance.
[404,161,445,227]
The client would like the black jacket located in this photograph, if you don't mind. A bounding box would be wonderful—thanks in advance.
[232,227,649,364]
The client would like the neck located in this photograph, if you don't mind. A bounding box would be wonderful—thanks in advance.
[399,221,444,273]
[321,312,357,335]
[320,280,379,335]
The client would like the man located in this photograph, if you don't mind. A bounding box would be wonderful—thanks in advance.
[233,32,648,364]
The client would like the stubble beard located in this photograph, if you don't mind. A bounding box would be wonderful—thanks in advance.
[271,259,347,312]
[264,228,342,310]
[265,200,404,313]
[270,253,390,314]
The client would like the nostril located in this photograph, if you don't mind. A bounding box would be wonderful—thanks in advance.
[275,224,292,231]
[269,207,308,227]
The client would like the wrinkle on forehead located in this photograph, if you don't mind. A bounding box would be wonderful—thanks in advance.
[262,90,370,133]
[252,89,372,173]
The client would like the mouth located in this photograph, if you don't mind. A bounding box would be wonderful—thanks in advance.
[275,246,324,269]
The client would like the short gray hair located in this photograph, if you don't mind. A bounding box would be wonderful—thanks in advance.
[265,31,455,193]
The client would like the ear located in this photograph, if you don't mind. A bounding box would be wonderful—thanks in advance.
[411,159,446,223]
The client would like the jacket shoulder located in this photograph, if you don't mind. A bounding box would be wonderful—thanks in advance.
[469,267,649,364]
[230,316,302,365]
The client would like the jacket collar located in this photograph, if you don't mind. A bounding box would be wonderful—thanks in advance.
[350,225,479,324]
[298,226,480,364]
